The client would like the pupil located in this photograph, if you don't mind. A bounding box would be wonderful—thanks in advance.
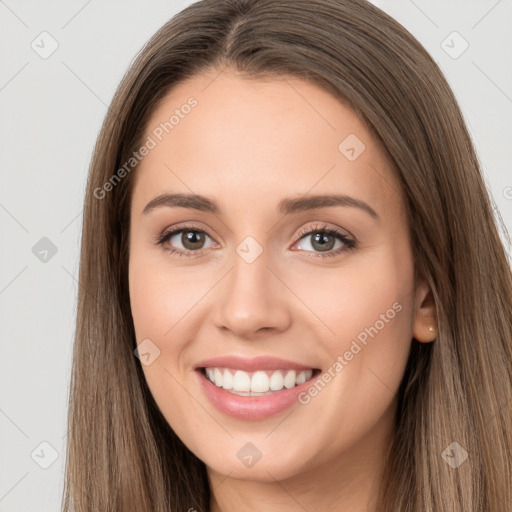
[312,232,334,251]
[182,231,204,250]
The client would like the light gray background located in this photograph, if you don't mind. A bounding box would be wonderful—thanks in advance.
[0,1,511,510]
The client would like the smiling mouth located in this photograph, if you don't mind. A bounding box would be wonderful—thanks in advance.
[200,367,321,396]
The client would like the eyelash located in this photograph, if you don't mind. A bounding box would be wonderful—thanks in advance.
[155,222,356,259]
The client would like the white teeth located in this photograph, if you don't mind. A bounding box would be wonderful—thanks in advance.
[203,367,315,394]
[222,369,233,390]
[251,371,270,393]
[214,368,223,387]
[269,371,284,391]
[233,370,251,392]
[296,370,306,385]
[284,370,296,389]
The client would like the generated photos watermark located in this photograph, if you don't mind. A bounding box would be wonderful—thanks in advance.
[94,96,198,200]
[298,300,403,404]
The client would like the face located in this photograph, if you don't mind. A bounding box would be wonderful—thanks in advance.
[128,69,433,483]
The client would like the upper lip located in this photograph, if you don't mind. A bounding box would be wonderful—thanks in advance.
[194,355,317,372]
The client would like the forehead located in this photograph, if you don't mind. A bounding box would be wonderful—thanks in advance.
[131,69,401,221]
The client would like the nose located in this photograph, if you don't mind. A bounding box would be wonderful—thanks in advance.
[211,250,292,339]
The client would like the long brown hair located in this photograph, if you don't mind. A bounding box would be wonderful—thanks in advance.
[62,0,512,510]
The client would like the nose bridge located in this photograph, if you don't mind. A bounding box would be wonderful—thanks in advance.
[211,238,291,336]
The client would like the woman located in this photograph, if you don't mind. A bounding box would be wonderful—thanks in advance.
[62,0,512,510]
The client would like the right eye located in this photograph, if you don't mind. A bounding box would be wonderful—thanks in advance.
[156,224,219,257]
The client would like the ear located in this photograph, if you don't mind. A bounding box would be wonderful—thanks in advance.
[412,273,437,343]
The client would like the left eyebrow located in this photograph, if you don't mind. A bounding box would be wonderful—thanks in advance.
[142,192,379,220]
[278,194,379,220]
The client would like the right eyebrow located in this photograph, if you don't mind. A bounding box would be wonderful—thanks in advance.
[142,193,220,215]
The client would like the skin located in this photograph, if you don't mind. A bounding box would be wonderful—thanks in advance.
[128,68,437,512]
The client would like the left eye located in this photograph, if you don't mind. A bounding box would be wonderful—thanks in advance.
[298,232,340,252]
[294,230,346,253]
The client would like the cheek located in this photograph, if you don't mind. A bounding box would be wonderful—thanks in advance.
[128,247,208,342]
[286,249,413,347]
[128,252,205,435]
[288,249,415,409]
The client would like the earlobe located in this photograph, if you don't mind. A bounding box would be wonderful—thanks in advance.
[412,274,438,343]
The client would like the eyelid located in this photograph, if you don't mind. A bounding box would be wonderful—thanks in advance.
[292,222,353,241]
[155,221,217,245]
[291,223,356,258]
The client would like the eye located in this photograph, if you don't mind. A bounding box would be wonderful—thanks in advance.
[156,223,217,257]
[292,223,356,258]
[155,222,356,259]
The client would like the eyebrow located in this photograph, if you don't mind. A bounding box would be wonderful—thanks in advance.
[142,193,379,219]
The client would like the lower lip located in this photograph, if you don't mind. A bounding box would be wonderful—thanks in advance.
[196,369,319,420]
